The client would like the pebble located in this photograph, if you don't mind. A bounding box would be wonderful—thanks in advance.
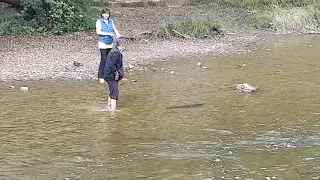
[170,71,175,74]
[197,62,202,66]
[76,76,82,81]
[99,78,105,84]
[20,87,29,91]
[10,86,15,89]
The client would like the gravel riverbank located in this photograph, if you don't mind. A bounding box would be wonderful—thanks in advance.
[0,5,288,82]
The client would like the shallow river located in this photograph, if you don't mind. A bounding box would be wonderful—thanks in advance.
[0,35,319,180]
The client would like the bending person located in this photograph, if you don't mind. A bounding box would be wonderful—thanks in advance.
[104,39,126,111]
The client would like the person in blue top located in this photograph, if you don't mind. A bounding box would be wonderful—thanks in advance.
[96,8,121,84]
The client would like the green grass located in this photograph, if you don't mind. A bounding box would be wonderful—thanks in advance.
[153,18,222,39]
[190,0,318,8]
[190,0,320,32]
[250,5,320,31]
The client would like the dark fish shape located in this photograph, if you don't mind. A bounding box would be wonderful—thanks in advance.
[73,61,83,67]
[166,103,204,109]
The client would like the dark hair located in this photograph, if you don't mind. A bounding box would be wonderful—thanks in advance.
[101,8,110,18]
[116,38,126,46]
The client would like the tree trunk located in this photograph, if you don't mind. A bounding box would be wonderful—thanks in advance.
[0,0,21,7]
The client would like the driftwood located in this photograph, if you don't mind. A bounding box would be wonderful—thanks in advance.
[121,29,234,41]
[172,29,196,39]
[224,32,236,35]
[122,30,153,41]
[306,31,320,34]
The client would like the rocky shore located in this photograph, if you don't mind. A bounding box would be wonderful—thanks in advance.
[0,5,291,82]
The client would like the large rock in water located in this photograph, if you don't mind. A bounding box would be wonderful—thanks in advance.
[235,83,257,93]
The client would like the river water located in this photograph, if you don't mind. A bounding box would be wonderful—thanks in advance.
[0,35,319,180]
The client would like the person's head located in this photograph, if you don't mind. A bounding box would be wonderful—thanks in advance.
[115,38,127,52]
[101,8,110,20]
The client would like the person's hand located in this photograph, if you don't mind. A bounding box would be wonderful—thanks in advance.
[115,71,119,80]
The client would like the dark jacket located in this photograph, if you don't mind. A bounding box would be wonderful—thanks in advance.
[103,47,123,81]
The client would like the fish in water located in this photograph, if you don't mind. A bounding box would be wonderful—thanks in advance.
[235,83,257,93]
[73,61,83,67]
[166,103,204,109]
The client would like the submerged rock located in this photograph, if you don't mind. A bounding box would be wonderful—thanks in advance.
[238,63,247,67]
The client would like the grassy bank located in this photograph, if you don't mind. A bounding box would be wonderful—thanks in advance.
[1,0,319,36]
[153,18,222,39]
[191,0,320,32]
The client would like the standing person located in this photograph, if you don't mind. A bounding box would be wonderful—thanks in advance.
[104,39,127,111]
[96,8,121,84]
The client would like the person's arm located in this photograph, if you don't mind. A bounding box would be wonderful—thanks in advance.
[113,21,121,38]
[96,20,114,36]
[109,52,120,79]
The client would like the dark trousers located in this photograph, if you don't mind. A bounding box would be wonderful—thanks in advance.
[106,80,119,100]
[98,48,111,78]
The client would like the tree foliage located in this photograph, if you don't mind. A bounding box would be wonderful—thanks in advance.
[0,0,98,34]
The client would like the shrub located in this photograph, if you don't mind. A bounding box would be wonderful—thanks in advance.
[250,12,274,30]
[251,5,319,32]
[19,0,97,34]
[153,18,222,39]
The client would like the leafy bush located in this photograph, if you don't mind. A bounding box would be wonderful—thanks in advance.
[19,0,97,34]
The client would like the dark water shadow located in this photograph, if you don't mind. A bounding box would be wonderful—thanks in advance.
[166,103,204,110]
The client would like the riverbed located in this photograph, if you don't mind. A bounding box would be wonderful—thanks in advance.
[0,35,319,179]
